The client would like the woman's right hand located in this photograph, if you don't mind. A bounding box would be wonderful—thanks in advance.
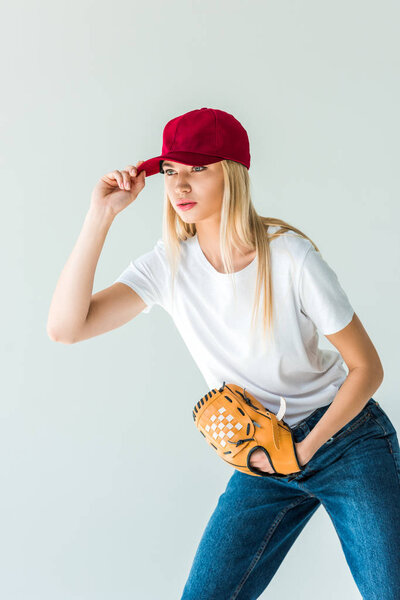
[90,160,146,217]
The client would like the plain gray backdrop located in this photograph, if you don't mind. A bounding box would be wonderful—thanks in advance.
[1,1,399,598]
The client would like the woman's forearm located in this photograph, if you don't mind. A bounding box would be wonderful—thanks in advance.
[46,205,115,343]
[302,367,384,458]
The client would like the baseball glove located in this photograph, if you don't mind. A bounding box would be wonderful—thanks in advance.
[192,382,303,477]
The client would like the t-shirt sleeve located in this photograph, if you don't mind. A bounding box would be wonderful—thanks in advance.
[112,239,169,314]
[298,246,355,335]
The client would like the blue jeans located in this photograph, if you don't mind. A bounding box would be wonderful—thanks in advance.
[180,398,400,599]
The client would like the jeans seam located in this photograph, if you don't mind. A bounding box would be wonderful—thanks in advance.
[229,495,311,600]
[325,410,372,445]
[370,413,400,491]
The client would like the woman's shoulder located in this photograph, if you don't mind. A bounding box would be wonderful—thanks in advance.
[267,225,315,259]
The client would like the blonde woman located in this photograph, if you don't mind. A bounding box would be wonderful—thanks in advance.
[47,108,399,600]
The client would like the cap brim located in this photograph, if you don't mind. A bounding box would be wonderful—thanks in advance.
[136,152,225,177]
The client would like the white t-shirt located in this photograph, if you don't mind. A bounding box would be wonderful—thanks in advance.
[114,226,355,427]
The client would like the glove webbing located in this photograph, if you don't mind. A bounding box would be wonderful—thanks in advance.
[193,381,283,453]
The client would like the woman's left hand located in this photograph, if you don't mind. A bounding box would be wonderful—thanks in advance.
[248,440,314,475]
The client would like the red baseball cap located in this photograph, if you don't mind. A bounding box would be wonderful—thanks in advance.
[136,107,251,177]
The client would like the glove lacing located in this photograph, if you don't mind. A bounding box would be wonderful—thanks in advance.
[218,381,287,448]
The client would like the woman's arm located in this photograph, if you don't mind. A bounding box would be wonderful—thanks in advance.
[47,205,115,343]
[47,162,146,343]
[301,312,384,460]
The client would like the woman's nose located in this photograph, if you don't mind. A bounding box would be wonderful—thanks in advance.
[176,182,191,192]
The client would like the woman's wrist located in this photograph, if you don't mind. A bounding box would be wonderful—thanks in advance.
[86,203,116,229]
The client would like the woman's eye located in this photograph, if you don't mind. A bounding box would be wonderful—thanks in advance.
[165,166,206,176]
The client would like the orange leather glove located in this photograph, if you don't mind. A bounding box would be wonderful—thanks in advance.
[192,382,303,477]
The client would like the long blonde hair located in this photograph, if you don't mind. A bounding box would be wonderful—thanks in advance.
[161,159,320,346]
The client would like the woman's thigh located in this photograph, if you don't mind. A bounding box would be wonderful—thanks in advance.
[294,399,400,600]
[180,469,321,600]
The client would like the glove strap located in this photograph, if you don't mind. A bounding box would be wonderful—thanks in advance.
[271,414,280,450]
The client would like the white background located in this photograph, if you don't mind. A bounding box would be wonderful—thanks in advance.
[1,0,399,598]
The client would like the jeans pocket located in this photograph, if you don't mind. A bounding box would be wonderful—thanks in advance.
[323,405,373,446]
[369,401,397,436]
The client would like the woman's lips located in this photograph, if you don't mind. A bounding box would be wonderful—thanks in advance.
[177,202,197,211]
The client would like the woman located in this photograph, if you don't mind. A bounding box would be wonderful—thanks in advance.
[47,108,400,599]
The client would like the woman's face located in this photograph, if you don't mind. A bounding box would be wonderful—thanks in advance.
[162,160,225,223]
